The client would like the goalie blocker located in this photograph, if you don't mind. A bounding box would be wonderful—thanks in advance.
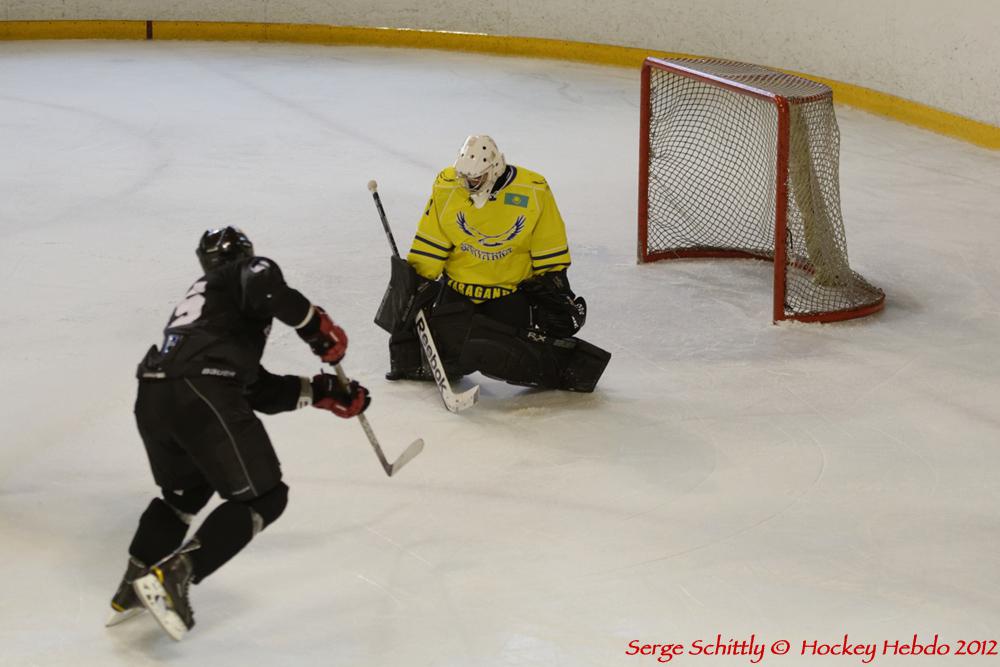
[376,257,610,392]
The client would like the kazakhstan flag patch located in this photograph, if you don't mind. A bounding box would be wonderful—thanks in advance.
[504,193,529,208]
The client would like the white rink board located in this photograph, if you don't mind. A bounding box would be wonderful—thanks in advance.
[2,0,1000,127]
[1,41,999,666]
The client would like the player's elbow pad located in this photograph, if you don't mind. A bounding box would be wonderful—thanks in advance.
[270,286,313,328]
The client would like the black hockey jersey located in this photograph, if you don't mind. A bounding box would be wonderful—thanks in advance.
[137,256,312,386]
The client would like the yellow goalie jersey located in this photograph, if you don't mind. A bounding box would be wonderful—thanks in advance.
[406,166,571,301]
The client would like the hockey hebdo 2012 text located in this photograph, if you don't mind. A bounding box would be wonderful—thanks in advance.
[624,634,998,663]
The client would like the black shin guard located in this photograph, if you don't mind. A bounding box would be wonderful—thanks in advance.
[188,483,288,582]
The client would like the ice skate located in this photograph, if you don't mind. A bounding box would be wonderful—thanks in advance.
[385,363,434,382]
[105,556,147,627]
[385,357,465,383]
[132,546,196,641]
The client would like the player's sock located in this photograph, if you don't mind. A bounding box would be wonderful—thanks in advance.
[187,501,256,581]
[127,497,192,567]
[187,483,288,581]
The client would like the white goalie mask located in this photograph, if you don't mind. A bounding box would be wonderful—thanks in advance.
[454,135,506,208]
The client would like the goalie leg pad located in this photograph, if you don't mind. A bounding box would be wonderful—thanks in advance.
[426,297,476,376]
[459,317,611,391]
[388,329,424,376]
[459,315,562,388]
[386,292,473,380]
[557,337,611,393]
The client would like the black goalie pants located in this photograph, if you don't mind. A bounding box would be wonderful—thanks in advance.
[134,377,283,502]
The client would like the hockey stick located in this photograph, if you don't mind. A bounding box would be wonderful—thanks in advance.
[368,180,480,413]
[332,363,424,477]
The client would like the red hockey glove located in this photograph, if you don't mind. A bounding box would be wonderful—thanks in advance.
[311,373,371,418]
[297,306,348,364]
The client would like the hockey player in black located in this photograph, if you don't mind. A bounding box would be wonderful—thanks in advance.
[107,226,370,640]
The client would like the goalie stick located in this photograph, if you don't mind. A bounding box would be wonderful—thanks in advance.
[368,179,480,413]
[331,363,424,477]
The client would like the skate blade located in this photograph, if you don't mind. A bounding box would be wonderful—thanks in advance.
[133,573,188,641]
[105,606,146,627]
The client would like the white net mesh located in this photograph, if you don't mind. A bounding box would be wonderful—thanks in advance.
[643,58,884,320]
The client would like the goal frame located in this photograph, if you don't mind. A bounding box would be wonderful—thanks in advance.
[637,56,885,323]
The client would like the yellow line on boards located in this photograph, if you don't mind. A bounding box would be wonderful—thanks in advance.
[802,74,1000,150]
[1,19,997,149]
[150,20,694,67]
[0,20,145,40]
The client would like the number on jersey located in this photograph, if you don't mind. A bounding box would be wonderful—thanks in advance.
[168,280,207,328]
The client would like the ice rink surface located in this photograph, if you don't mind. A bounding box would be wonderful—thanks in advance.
[1,41,999,666]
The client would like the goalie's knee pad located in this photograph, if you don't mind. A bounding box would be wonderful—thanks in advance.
[246,481,288,533]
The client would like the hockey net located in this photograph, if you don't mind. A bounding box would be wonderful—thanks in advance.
[638,57,884,322]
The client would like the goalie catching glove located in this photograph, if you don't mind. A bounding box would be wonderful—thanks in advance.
[297,306,348,364]
[311,372,371,418]
[520,270,587,338]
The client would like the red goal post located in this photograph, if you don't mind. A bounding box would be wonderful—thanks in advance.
[638,57,885,323]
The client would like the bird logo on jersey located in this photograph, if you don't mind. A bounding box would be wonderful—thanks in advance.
[455,212,526,248]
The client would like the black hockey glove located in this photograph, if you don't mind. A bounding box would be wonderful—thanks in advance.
[311,372,371,418]
[520,270,587,338]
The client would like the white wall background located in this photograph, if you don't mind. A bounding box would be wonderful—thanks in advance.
[2,0,998,127]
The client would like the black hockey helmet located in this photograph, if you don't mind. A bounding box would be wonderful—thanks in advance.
[196,226,254,272]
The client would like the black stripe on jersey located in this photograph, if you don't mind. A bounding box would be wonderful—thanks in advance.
[410,249,448,261]
[532,261,572,271]
[491,165,517,193]
[530,249,569,261]
[414,234,453,252]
